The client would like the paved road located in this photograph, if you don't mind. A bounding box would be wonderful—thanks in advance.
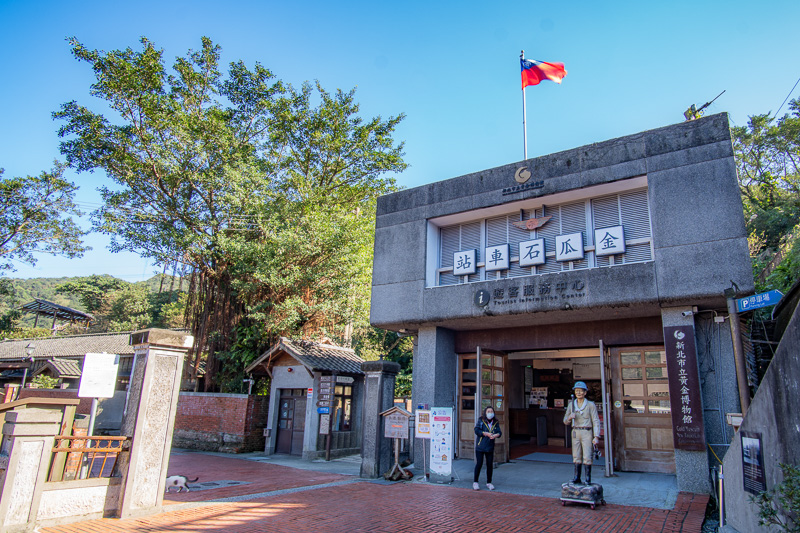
[41,452,708,533]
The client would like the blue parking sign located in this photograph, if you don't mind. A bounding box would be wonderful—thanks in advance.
[736,290,783,313]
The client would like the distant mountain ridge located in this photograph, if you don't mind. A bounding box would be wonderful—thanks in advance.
[0,274,184,321]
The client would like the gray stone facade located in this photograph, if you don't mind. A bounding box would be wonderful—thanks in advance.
[370,113,753,492]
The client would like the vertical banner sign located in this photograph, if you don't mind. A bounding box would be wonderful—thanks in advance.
[429,407,453,476]
[741,431,767,494]
[664,326,706,450]
[415,410,432,439]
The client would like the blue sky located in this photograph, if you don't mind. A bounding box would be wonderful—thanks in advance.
[1,0,799,281]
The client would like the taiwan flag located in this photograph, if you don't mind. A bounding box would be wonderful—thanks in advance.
[521,58,567,88]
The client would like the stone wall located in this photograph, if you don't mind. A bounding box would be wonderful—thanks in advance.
[722,303,800,532]
[172,392,269,453]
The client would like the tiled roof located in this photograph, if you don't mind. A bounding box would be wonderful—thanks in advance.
[0,332,135,361]
[34,359,83,378]
[246,337,365,375]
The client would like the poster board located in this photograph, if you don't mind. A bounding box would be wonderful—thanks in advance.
[741,431,766,494]
[529,386,548,408]
[429,407,453,476]
[78,353,120,399]
[415,409,431,439]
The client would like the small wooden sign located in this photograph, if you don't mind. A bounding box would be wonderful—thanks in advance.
[380,405,412,439]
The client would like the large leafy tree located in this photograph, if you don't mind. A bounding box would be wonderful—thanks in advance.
[56,274,127,314]
[56,37,406,389]
[732,99,800,292]
[0,162,88,272]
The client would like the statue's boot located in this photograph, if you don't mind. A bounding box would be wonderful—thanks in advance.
[571,463,582,484]
[584,464,592,485]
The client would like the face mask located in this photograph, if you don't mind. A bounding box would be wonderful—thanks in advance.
[487,413,494,419]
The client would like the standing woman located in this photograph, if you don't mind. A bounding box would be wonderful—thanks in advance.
[473,406,502,490]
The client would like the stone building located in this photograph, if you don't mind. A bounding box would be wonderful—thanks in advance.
[369,113,753,492]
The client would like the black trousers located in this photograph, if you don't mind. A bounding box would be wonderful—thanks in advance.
[474,450,494,483]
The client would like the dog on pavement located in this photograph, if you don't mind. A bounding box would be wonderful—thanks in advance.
[165,475,199,493]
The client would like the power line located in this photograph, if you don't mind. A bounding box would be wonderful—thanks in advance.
[773,75,800,118]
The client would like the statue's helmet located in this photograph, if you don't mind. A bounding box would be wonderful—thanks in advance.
[573,381,588,391]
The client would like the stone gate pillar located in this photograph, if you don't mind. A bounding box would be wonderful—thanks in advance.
[359,360,400,478]
[117,329,193,519]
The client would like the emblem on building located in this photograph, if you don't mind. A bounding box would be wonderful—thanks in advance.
[514,166,532,183]
[512,216,551,231]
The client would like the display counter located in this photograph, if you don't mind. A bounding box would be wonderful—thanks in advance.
[510,407,568,442]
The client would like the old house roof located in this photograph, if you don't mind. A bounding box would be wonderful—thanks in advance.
[33,359,83,379]
[245,337,365,376]
[0,331,136,361]
[20,299,95,323]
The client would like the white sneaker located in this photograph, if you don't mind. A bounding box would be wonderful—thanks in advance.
[472,482,480,490]
[486,483,495,491]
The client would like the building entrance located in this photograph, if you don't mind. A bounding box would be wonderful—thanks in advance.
[275,389,306,455]
[457,349,508,462]
[455,344,673,474]
[610,346,675,473]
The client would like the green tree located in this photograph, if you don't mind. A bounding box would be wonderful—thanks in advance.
[55,37,406,390]
[0,162,88,272]
[752,463,800,532]
[56,275,127,314]
[732,99,800,292]
[32,374,60,389]
[104,283,152,331]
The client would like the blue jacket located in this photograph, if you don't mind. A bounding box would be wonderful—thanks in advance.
[474,418,502,453]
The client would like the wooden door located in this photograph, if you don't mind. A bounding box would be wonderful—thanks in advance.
[276,391,306,455]
[457,353,478,458]
[610,347,675,473]
[457,350,507,461]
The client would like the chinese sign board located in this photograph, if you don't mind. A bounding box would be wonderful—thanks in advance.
[319,413,330,435]
[663,326,706,451]
[485,244,510,272]
[454,230,617,279]
[736,290,783,313]
[474,277,586,308]
[415,410,431,439]
[594,226,625,256]
[317,376,334,408]
[78,353,120,398]
[741,431,767,494]
[384,411,410,439]
[429,407,453,476]
[555,232,584,262]
[519,239,546,267]
[453,249,477,276]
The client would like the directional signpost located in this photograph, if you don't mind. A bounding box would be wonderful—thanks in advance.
[736,289,783,313]
[318,374,337,460]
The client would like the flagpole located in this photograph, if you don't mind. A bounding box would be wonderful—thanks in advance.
[521,50,527,160]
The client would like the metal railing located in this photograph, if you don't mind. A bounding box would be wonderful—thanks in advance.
[48,435,130,482]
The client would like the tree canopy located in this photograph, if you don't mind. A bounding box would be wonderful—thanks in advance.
[56,37,407,389]
[732,98,800,292]
[0,162,88,273]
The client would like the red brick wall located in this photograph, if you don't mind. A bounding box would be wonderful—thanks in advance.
[18,388,93,414]
[173,393,270,453]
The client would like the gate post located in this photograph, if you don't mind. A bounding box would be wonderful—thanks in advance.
[359,360,400,478]
[117,329,193,519]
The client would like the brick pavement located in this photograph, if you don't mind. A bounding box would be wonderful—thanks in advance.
[42,469,709,533]
[161,452,352,503]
